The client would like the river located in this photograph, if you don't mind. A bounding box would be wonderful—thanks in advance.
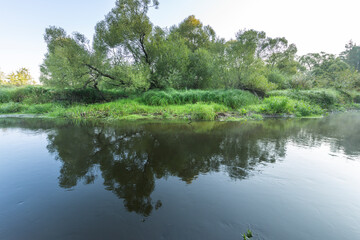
[0,113,360,239]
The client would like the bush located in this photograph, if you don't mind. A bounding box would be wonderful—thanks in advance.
[262,96,295,114]
[260,96,323,116]
[348,91,360,103]
[290,73,313,89]
[189,103,217,121]
[267,70,290,89]
[294,101,323,117]
[268,89,340,108]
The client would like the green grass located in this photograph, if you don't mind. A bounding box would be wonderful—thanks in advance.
[244,96,323,117]
[268,89,344,108]
[0,102,23,114]
[0,102,61,114]
[141,89,260,109]
[48,99,230,121]
[0,87,357,121]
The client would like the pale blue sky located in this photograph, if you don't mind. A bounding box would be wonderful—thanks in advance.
[1,0,360,81]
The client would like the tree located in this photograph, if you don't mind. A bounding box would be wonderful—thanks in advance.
[299,52,359,89]
[147,27,191,89]
[267,43,298,75]
[184,48,214,89]
[170,15,216,52]
[224,30,277,94]
[94,0,159,88]
[6,68,35,86]
[40,26,131,93]
[41,27,93,88]
[341,40,360,71]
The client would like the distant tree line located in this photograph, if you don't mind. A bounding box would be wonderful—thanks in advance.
[38,0,360,94]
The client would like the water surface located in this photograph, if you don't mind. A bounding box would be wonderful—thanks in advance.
[1,113,360,239]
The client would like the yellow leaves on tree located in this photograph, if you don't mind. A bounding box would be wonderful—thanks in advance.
[4,68,35,86]
[185,15,201,28]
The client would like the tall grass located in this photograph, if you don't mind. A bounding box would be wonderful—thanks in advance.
[50,99,229,121]
[267,89,342,108]
[0,102,60,114]
[141,89,259,109]
[258,96,323,116]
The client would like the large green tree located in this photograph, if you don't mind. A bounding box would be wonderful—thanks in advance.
[94,0,159,88]
[146,27,191,89]
[40,27,122,91]
[224,30,281,94]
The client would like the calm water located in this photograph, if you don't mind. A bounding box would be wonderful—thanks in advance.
[1,113,360,240]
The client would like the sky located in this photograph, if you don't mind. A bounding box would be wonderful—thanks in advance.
[1,0,360,82]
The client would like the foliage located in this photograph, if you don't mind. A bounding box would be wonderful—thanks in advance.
[189,103,218,121]
[25,103,56,114]
[0,86,128,104]
[259,96,323,116]
[49,99,228,121]
[0,102,23,114]
[262,96,295,114]
[299,52,360,89]
[2,68,35,86]
[268,89,342,108]
[35,0,360,104]
[141,89,259,109]
[341,40,360,71]
[147,29,191,89]
[294,100,323,117]
[243,229,253,240]
[0,70,6,85]
[93,0,159,88]
[289,73,314,89]
[170,15,216,52]
[267,69,291,89]
[223,29,290,93]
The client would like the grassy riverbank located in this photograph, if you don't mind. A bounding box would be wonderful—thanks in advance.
[0,86,359,121]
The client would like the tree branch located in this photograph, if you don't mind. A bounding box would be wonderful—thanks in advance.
[84,64,116,80]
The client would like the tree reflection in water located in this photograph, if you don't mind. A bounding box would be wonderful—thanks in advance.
[44,122,288,216]
[1,112,359,216]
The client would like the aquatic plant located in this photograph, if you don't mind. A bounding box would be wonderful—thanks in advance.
[242,229,253,239]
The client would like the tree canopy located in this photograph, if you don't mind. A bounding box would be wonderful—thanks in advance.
[39,0,360,94]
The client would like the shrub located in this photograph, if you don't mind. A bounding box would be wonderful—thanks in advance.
[354,95,360,103]
[189,103,217,121]
[268,89,339,108]
[290,73,313,89]
[262,96,295,114]
[267,70,290,89]
[294,101,323,117]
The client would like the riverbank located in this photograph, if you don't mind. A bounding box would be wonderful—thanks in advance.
[0,87,359,121]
